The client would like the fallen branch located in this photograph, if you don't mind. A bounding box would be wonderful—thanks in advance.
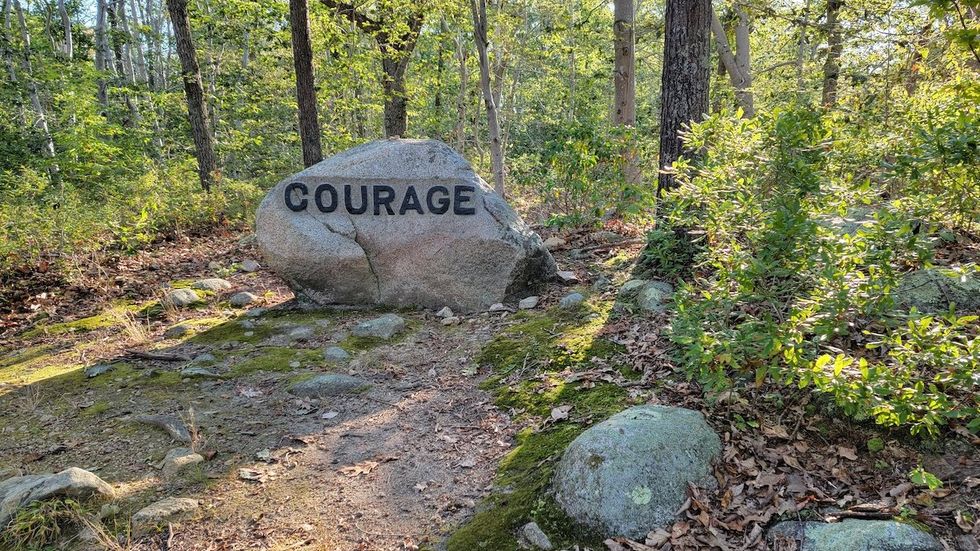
[125,350,192,362]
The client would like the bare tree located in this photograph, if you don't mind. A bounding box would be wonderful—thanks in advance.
[319,0,424,137]
[454,31,468,151]
[166,0,217,191]
[657,0,711,194]
[13,0,58,180]
[289,0,323,167]
[710,6,754,116]
[470,0,505,195]
[56,0,70,59]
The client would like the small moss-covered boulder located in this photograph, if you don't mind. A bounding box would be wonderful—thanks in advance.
[553,405,720,539]
[616,279,673,314]
[895,269,980,314]
[768,520,942,551]
[288,374,371,397]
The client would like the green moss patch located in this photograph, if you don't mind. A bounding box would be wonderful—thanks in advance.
[229,347,324,377]
[189,320,273,345]
[447,301,635,550]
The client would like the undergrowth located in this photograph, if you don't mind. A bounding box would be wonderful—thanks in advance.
[447,300,634,550]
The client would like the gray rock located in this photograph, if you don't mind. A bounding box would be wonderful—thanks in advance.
[557,271,580,284]
[488,303,508,312]
[351,314,406,339]
[323,346,350,362]
[441,316,460,326]
[518,296,539,310]
[767,519,943,551]
[164,324,191,339]
[288,374,371,397]
[229,292,258,307]
[133,415,191,443]
[0,468,115,528]
[436,306,454,319]
[618,279,649,297]
[131,497,199,535]
[553,405,721,539]
[590,230,621,243]
[255,139,557,313]
[244,307,268,318]
[895,269,980,314]
[160,448,204,477]
[190,278,232,292]
[240,320,255,329]
[164,288,202,308]
[180,367,222,379]
[240,259,261,272]
[592,276,611,292]
[636,281,673,313]
[193,353,216,363]
[559,293,585,309]
[85,363,114,378]
[519,521,553,550]
[288,326,315,341]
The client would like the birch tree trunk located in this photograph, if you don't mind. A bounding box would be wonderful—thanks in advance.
[166,0,217,191]
[13,0,58,180]
[470,0,505,196]
[658,0,710,194]
[289,0,323,167]
[56,0,70,59]
[454,32,468,152]
[94,0,110,108]
[710,7,754,116]
[128,0,148,83]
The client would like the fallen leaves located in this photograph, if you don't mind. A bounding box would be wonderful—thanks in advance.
[339,456,398,478]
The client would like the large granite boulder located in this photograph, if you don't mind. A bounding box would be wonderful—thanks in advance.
[255,139,557,313]
[768,519,943,551]
[895,269,980,314]
[0,468,115,528]
[553,405,720,539]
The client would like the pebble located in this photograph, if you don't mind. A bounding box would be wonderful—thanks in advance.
[436,306,454,318]
[557,271,580,284]
[518,296,539,310]
[240,259,261,272]
[441,316,460,326]
[520,522,554,550]
[229,292,258,307]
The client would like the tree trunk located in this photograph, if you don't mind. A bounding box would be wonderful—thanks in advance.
[94,0,110,108]
[56,0,71,59]
[657,0,710,194]
[454,32,468,151]
[470,0,505,196]
[821,0,843,107]
[380,51,409,137]
[13,0,58,180]
[166,0,217,191]
[289,0,323,167]
[710,7,754,116]
[613,0,636,126]
[128,0,148,83]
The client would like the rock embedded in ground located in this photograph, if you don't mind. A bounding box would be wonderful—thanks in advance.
[288,326,315,341]
[895,269,980,314]
[240,259,261,272]
[244,307,267,318]
[592,275,611,292]
[768,519,943,551]
[441,316,460,326]
[553,405,721,539]
[0,468,116,528]
[559,292,585,309]
[164,324,191,339]
[131,497,199,535]
[436,306,454,318]
[518,296,539,310]
[193,353,216,363]
[84,363,114,378]
[519,521,553,550]
[488,303,508,312]
[160,448,205,478]
[288,374,371,397]
[323,346,350,362]
[636,281,674,313]
[229,292,258,307]
[180,367,222,379]
[164,288,202,308]
[191,278,232,291]
[133,415,192,443]
[255,139,557,313]
[557,270,580,284]
[351,314,406,339]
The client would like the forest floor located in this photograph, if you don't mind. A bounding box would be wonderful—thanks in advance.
[0,229,977,550]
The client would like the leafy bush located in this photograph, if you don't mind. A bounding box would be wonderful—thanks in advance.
[663,106,979,437]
